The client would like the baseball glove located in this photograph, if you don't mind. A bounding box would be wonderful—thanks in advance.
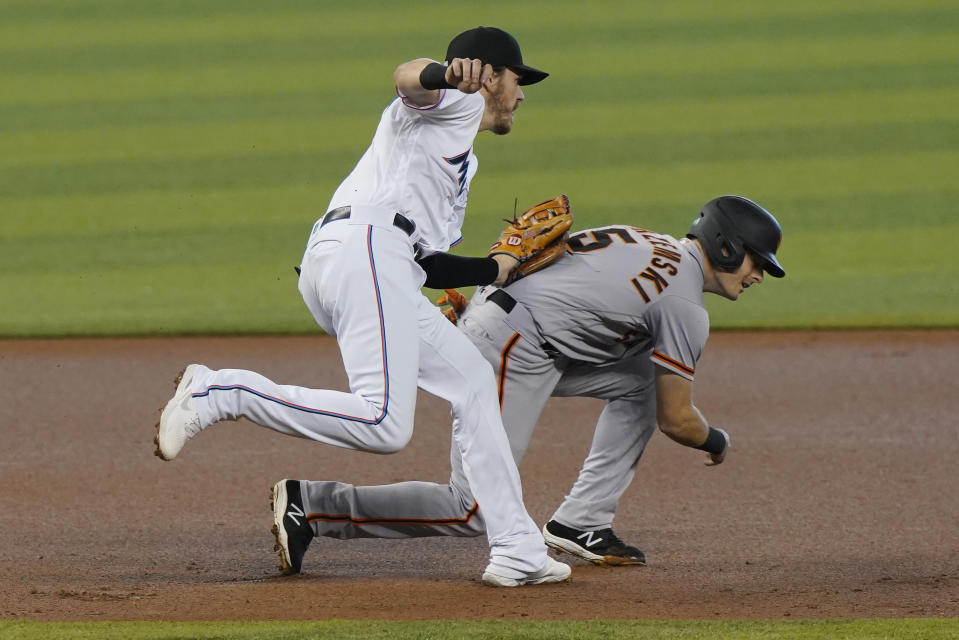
[488,195,573,283]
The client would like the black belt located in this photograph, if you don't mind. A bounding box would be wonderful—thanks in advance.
[321,206,417,237]
[488,289,559,358]
[488,289,516,313]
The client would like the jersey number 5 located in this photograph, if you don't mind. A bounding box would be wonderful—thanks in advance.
[567,227,638,253]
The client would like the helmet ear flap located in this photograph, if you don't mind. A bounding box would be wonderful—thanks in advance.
[691,209,745,272]
[714,231,744,271]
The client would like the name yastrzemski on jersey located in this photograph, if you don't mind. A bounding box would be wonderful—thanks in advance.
[503,224,708,372]
[566,225,685,304]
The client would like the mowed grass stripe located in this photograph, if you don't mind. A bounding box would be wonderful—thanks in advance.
[545,32,958,78]
[2,0,954,21]
[0,149,354,199]
[0,185,333,238]
[0,220,309,274]
[528,87,959,137]
[0,9,448,51]
[0,0,444,23]
[0,264,313,337]
[4,63,956,135]
[1,229,957,336]
[5,84,957,174]
[0,0,955,48]
[3,223,956,336]
[4,619,959,640]
[479,120,959,171]
[472,149,957,206]
[2,121,955,199]
[0,117,380,167]
[707,223,959,329]
[708,272,959,328]
[3,4,959,70]
[3,186,953,244]
[3,28,956,106]
[491,190,959,240]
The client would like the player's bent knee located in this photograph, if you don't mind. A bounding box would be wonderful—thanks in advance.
[462,517,485,537]
[373,434,412,454]
[452,498,485,537]
[368,415,414,454]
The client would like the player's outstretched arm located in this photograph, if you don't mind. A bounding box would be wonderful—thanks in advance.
[654,368,730,466]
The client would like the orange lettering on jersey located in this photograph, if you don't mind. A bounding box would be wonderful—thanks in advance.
[652,246,681,263]
[631,277,651,303]
[639,266,668,293]
[629,237,683,303]
[650,257,678,276]
[641,232,676,249]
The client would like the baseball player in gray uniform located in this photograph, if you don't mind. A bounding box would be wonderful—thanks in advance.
[273,195,786,566]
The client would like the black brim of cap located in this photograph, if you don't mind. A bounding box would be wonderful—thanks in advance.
[509,64,549,85]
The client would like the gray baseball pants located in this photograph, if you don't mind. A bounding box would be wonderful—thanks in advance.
[298,292,658,540]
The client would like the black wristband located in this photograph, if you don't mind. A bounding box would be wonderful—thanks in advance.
[696,427,728,455]
[416,252,498,289]
[419,62,454,90]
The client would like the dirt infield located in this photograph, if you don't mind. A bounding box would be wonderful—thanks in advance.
[1,331,957,621]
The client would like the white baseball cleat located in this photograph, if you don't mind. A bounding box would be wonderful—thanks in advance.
[154,364,205,461]
[481,556,572,587]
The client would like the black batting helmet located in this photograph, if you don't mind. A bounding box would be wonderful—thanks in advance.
[687,195,785,278]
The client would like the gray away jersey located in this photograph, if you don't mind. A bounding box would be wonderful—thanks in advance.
[501,225,710,381]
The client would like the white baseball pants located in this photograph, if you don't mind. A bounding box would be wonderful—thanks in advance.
[189,206,547,578]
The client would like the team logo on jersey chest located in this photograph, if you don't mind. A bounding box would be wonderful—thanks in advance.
[443,149,471,197]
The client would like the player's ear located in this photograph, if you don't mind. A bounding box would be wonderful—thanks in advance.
[484,65,504,88]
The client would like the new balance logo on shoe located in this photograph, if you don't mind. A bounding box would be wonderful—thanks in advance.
[576,531,604,547]
[286,502,304,526]
[272,480,314,575]
[543,519,647,566]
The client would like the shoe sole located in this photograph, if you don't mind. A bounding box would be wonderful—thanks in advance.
[482,572,571,587]
[270,480,296,575]
[482,561,572,587]
[153,366,189,461]
[543,533,646,567]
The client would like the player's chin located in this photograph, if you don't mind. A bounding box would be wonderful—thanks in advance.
[489,115,514,136]
[723,287,742,301]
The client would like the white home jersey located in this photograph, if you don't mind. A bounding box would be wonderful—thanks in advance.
[327,89,484,253]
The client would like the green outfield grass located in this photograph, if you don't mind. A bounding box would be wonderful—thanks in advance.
[2,619,958,640]
[1,0,957,336]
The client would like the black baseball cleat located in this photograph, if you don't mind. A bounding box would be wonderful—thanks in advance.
[271,479,314,575]
[543,520,646,566]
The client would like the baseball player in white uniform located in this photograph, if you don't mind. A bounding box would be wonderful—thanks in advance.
[262,196,785,566]
[154,27,571,587]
